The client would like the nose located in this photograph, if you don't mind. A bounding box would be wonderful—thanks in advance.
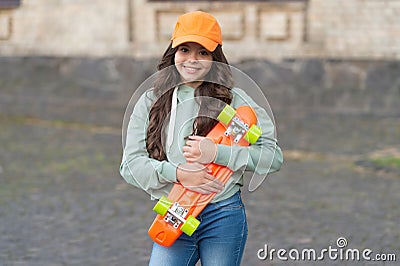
[187,51,199,62]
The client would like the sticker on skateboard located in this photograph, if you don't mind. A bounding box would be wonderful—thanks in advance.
[148,104,262,247]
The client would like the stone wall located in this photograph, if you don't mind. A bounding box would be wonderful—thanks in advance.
[1,57,399,129]
[0,0,128,56]
[307,0,400,59]
[1,0,400,60]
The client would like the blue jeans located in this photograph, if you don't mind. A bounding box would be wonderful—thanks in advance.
[149,191,248,266]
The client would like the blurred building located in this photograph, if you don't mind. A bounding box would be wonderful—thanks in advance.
[0,0,399,61]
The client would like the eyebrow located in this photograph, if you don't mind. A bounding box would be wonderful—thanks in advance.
[178,44,209,52]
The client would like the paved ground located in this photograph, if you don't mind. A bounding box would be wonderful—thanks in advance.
[1,110,399,266]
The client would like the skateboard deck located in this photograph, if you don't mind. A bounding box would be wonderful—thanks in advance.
[148,105,262,247]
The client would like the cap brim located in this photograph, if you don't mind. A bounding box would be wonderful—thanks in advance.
[171,35,218,52]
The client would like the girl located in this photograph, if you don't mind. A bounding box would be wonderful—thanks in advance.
[120,11,283,266]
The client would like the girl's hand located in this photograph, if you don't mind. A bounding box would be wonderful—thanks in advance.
[177,162,224,194]
[183,136,217,164]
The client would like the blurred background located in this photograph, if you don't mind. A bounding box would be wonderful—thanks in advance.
[1,0,399,265]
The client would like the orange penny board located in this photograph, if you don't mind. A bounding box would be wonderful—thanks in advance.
[148,106,258,247]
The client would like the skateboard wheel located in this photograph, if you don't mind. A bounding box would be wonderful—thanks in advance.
[217,105,236,125]
[244,124,262,144]
[180,215,200,236]
[153,196,173,216]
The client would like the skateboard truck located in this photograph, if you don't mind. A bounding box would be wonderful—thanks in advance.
[164,202,189,228]
[153,196,200,236]
[217,105,262,145]
[224,116,250,143]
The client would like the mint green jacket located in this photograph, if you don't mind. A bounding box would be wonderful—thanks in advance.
[120,85,283,202]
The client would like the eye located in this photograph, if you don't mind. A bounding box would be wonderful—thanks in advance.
[199,50,210,56]
[179,47,189,53]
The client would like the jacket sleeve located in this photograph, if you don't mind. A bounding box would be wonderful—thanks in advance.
[213,88,283,175]
[119,91,177,194]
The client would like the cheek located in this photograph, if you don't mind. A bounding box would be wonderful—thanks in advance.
[174,53,181,64]
[203,61,213,73]
[174,53,184,73]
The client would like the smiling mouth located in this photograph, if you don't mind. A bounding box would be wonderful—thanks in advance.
[183,65,201,74]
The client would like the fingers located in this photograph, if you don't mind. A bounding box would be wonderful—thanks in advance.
[178,162,204,172]
[185,136,207,150]
[182,141,201,162]
[186,178,224,194]
[183,141,200,161]
[185,139,199,147]
[185,136,202,148]
[198,138,217,163]
[177,163,224,194]
[198,173,224,194]
[186,186,213,195]
[188,135,204,141]
[205,174,224,192]
[184,136,216,164]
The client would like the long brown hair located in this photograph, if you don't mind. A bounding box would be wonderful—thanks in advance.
[146,43,233,161]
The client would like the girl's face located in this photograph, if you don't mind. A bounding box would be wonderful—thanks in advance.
[174,42,213,88]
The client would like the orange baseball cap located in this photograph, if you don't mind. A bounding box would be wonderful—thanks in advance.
[171,11,222,52]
